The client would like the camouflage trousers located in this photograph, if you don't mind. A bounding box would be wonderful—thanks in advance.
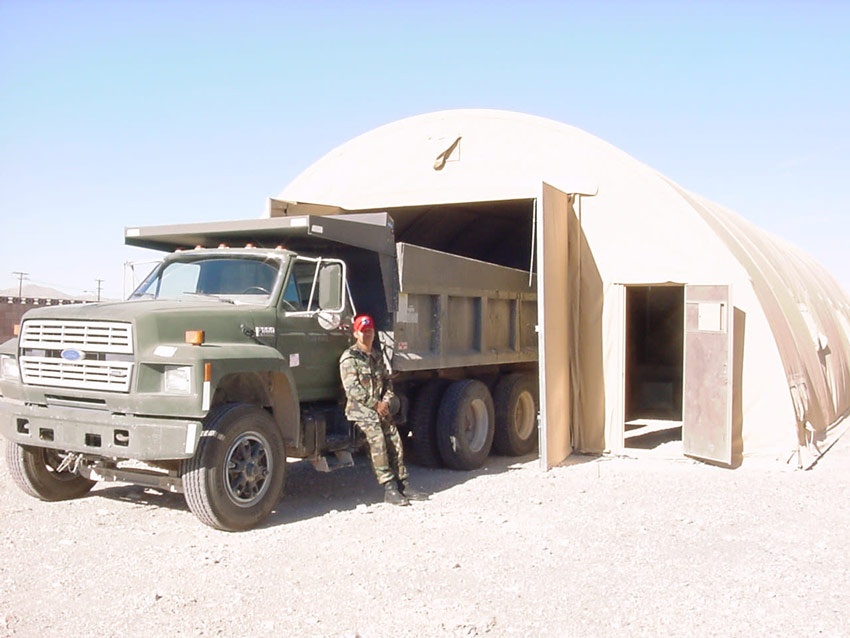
[355,419,409,485]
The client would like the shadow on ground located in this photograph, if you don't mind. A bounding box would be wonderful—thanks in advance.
[87,450,542,529]
[625,425,682,449]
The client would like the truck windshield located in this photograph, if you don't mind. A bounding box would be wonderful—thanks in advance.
[130,257,282,305]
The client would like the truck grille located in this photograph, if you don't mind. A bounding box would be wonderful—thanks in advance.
[19,320,134,392]
[20,320,133,353]
[20,358,133,392]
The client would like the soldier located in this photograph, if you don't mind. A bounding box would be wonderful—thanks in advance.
[339,314,428,506]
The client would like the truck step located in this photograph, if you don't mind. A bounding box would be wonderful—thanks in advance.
[324,433,353,451]
[310,450,354,473]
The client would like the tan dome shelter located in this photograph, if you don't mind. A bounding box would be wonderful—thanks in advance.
[273,109,850,468]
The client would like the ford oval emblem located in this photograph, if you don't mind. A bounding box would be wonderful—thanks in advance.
[60,348,86,361]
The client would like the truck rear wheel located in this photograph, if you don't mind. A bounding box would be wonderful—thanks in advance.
[4,441,96,501]
[493,373,539,456]
[409,379,450,467]
[436,379,495,470]
[181,403,286,532]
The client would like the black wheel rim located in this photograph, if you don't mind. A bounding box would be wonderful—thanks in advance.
[223,431,274,507]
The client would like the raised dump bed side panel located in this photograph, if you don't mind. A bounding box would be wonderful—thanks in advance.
[390,243,537,372]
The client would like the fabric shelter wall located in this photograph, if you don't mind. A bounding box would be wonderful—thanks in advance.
[674,187,850,452]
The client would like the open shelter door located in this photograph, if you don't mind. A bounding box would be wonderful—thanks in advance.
[683,284,733,464]
[537,183,572,469]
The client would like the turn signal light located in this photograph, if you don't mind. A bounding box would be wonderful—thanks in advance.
[185,330,205,346]
[13,324,20,337]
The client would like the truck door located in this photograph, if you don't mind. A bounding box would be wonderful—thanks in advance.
[682,284,733,464]
[537,183,573,469]
[277,258,350,402]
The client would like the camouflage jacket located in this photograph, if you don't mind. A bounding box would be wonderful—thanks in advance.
[339,344,394,423]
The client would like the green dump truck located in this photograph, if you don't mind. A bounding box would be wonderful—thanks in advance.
[0,212,538,531]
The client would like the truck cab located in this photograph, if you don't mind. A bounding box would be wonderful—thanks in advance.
[1,241,356,531]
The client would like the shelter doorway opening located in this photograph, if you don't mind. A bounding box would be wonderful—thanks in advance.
[624,284,684,449]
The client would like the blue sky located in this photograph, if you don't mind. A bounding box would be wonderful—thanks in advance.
[1,0,848,299]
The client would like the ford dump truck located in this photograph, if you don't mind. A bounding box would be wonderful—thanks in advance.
[0,212,538,531]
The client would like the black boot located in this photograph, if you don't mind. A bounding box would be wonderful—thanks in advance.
[384,482,410,506]
[399,479,428,501]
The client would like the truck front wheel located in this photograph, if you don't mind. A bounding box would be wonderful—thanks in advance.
[5,442,96,501]
[436,379,495,471]
[181,403,286,532]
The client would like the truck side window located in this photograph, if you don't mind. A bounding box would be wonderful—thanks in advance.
[282,277,301,309]
[283,260,319,311]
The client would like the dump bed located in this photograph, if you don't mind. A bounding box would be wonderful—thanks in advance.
[389,243,537,372]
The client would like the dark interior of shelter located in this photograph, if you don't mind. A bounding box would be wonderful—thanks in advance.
[346,200,537,329]
[624,285,684,448]
[382,199,536,272]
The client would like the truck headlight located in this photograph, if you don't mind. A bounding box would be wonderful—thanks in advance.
[163,365,192,394]
[0,355,19,381]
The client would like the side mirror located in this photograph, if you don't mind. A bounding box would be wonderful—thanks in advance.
[318,262,343,311]
[317,310,342,331]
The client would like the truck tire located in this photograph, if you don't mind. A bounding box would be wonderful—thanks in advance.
[436,379,495,471]
[493,373,539,456]
[181,403,286,532]
[4,441,96,501]
[409,379,450,467]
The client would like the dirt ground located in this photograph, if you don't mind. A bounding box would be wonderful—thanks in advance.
[1,432,849,638]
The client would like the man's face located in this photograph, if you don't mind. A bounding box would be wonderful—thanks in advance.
[355,326,374,350]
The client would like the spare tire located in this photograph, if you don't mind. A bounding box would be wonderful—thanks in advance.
[436,379,494,471]
[493,373,539,456]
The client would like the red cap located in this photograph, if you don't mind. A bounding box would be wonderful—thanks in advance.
[352,315,374,333]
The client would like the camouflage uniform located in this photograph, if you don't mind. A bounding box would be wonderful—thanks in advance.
[339,344,408,485]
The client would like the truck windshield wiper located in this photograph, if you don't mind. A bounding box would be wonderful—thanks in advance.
[181,292,236,304]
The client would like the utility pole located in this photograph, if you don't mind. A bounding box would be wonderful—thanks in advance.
[95,278,104,302]
[12,271,28,298]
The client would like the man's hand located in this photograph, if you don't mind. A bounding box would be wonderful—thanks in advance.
[375,400,390,417]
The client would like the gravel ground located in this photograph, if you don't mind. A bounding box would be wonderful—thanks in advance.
[1,432,849,638]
